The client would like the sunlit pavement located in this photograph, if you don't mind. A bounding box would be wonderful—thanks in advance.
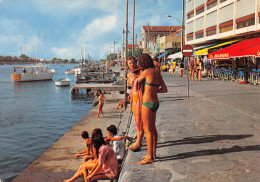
[118,72,260,182]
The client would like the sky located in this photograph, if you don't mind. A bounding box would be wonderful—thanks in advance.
[0,0,183,61]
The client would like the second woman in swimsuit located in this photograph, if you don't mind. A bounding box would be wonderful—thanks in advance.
[137,53,167,165]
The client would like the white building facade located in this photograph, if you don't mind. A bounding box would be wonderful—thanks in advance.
[185,0,260,45]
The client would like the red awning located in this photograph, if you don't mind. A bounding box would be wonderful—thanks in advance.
[233,42,260,57]
[208,37,260,59]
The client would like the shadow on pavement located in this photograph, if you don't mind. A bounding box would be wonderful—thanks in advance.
[156,134,254,148]
[158,145,260,161]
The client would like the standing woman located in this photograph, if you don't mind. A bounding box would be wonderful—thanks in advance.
[196,59,202,81]
[137,54,168,165]
[95,90,105,118]
[127,56,144,151]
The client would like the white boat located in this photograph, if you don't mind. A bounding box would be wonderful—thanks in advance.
[55,78,71,86]
[11,64,55,82]
[64,69,75,75]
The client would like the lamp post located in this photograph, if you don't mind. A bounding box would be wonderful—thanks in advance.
[124,0,129,110]
[132,0,135,56]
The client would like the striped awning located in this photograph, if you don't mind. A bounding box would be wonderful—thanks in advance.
[195,39,240,56]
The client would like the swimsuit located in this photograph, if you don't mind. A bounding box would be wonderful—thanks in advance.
[142,75,160,112]
[142,101,159,112]
[144,81,160,87]
[99,101,104,105]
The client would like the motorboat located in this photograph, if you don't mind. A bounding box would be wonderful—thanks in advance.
[55,78,71,86]
[64,69,75,75]
[11,64,55,82]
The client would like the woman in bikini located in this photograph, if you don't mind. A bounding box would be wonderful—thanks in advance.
[136,54,168,165]
[95,90,105,118]
[127,56,144,151]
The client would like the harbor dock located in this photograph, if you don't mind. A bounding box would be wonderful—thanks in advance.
[13,73,260,182]
[70,83,124,94]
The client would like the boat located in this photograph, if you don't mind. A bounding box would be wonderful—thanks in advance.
[55,78,71,86]
[11,64,55,82]
[64,69,75,75]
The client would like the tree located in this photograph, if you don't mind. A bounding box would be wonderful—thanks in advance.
[106,53,117,60]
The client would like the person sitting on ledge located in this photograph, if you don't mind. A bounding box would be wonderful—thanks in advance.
[113,94,130,110]
[74,131,94,163]
[104,125,132,161]
[64,128,118,182]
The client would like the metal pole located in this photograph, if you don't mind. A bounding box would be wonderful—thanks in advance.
[147,23,149,50]
[132,0,135,56]
[187,57,190,98]
[124,0,129,110]
[122,28,125,65]
[181,0,184,50]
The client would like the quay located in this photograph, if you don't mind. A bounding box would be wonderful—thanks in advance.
[70,83,124,94]
[13,72,260,182]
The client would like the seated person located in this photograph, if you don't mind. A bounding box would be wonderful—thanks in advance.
[105,125,131,160]
[64,128,118,182]
[114,94,130,110]
[74,131,94,163]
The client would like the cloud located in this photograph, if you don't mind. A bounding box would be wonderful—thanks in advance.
[80,15,117,42]
[31,0,123,15]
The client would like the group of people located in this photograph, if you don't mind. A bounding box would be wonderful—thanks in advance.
[189,57,204,81]
[126,53,168,165]
[64,125,131,182]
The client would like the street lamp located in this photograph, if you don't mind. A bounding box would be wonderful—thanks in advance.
[166,14,184,49]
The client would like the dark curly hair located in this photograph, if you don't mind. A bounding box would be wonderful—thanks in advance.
[138,53,155,69]
[91,128,106,154]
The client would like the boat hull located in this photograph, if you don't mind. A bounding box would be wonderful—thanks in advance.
[55,81,70,86]
[11,73,54,82]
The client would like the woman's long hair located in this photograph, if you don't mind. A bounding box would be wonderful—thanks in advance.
[138,53,155,69]
[92,128,106,154]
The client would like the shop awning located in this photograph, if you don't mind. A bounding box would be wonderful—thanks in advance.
[208,37,260,59]
[157,51,168,58]
[195,40,240,56]
[167,52,183,59]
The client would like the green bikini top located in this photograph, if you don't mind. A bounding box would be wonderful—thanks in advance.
[143,68,160,87]
[144,81,160,86]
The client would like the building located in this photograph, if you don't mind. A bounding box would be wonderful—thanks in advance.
[141,26,182,51]
[159,30,182,53]
[185,0,260,45]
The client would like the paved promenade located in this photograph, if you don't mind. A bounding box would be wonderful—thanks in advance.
[118,73,260,182]
[12,71,260,182]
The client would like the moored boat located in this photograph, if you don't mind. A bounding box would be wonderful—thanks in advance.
[11,64,55,82]
[64,69,75,75]
[55,78,71,86]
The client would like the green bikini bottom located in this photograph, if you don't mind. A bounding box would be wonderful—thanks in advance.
[142,101,159,112]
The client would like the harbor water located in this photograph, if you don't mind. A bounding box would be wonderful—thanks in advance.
[0,64,93,181]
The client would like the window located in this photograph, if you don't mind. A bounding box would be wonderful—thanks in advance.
[188,12,194,19]
[237,18,255,29]
[187,36,193,41]
[206,29,216,36]
[220,25,233,33]
[196,7,204,15]
[196,32,204,39]
[220,0,227,3]
[207,1,217,10]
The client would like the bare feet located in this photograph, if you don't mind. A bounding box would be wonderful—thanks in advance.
[95,115,99,118]
[137,158,154,165]
[128,144,141,151]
